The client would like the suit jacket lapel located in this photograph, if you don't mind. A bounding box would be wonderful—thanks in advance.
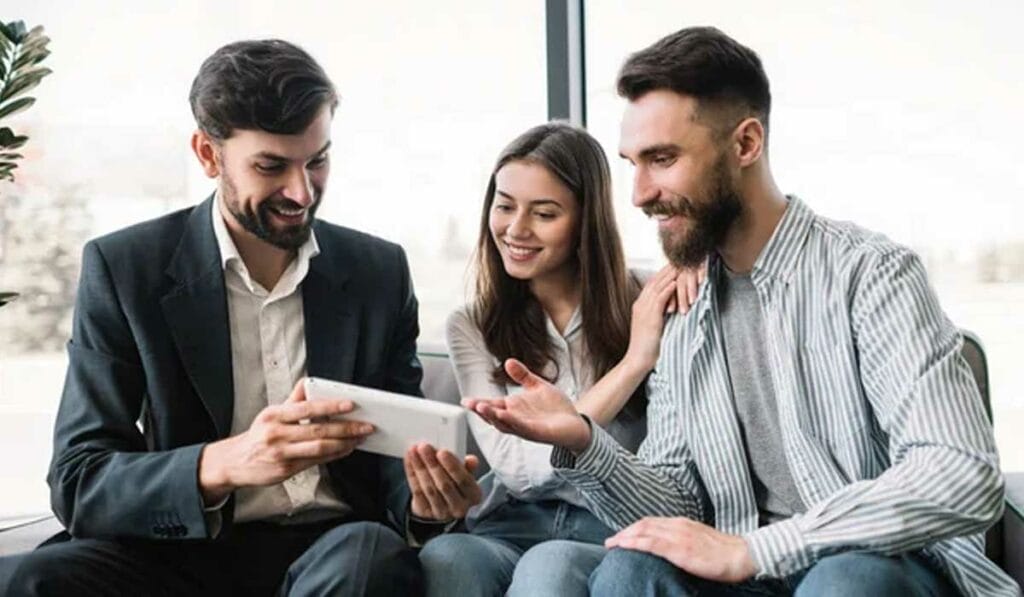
[160,196,234,438]
[303,223,356,383]
[302,226,377,518]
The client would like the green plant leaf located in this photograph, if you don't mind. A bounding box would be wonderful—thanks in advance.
[12,48,50,71]
[0,152,23,160]
[9,21,28,43]
[0,292,21,307]
[0,96,35,119]
[0,127,29,149]
[1,136,27,149]
[21,39,51,59]
[0,21,15,44]
[0,68,52,102]
[23,26,48,45]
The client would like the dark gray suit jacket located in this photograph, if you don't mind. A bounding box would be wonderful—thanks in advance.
[48,196,422,541]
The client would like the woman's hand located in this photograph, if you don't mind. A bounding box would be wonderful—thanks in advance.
[667,261,707,315]
[625,263,707,373]
[462,359,592,453]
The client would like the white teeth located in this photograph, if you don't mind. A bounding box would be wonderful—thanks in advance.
[505,242,540,257]
[652,214,670,221]
[275,207,305,216]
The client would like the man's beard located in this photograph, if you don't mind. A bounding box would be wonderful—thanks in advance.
[221,171,321,251]
[644,154,742,268]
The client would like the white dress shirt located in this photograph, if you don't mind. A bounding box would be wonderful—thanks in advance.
[211,195,350,524]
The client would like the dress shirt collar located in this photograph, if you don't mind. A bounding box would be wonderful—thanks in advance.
[211,190,320,295]
[750,195,813,286]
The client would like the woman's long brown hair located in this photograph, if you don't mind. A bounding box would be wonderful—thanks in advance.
[472,123,640,393]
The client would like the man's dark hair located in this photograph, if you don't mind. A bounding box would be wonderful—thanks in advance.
[189,39,338,141]
[617,26,771,136]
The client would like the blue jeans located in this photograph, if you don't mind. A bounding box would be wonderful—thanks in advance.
[588,548,959,597]
[418,498,610,597]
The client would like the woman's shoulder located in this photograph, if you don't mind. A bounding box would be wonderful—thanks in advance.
[445,303,476,333]
[445,304,487,348]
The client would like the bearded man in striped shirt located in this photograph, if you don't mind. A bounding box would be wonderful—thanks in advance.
[464,26,1019,597]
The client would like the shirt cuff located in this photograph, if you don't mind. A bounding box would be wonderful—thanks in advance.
[550,418,622,491]
[201,495,229,539]
[405,512,460,547]
[743,517,813,578]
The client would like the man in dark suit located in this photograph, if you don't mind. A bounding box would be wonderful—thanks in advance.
[0,39,480,596]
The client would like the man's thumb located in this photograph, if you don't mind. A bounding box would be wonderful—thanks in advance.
[286,378,309,403]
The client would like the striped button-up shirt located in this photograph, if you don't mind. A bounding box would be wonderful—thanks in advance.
[552,197,1018,596]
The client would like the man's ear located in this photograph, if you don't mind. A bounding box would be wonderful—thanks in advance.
[190,129,221,178]
[731,117,765,168]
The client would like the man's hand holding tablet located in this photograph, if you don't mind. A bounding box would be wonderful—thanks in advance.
[304,377,481,521]
[197,378,374,506]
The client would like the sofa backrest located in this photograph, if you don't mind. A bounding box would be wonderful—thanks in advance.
[419,345,489,476]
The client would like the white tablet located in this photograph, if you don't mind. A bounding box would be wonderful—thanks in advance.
[303,377,467,460]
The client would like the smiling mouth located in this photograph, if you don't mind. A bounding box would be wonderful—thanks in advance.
[270,205,306,217]
[503,241,542,260]
[265,203,309,226]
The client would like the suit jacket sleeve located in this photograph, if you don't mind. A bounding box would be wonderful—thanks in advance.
[48,241,210,540]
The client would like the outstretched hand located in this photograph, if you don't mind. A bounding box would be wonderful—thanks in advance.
[462,359,592,453]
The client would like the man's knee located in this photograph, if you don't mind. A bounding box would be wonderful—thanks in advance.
[419,533,517,597]
[286,521,421,597]
[3,539,159,597]
[420,533,503,572]
[509,540,605,597]
[2,551,55,597]
[589,548,695,597]
[795,552,952,597]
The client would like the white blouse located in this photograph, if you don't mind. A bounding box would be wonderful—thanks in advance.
[445,302,645,522]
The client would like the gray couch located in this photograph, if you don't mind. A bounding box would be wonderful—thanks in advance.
[2,338,1022,589]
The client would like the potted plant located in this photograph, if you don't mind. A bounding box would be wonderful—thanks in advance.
[0,19,52,308]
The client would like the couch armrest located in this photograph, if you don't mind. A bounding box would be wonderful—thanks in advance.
[0,515,63,557]
[1004,472,1024,588]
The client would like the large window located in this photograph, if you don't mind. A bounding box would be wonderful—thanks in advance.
[585,1,1024,469]
[0,1,546,519]
[2,1,1020,522]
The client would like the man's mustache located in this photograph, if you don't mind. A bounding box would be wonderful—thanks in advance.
[259,194,322,212]
[642,197,691,219]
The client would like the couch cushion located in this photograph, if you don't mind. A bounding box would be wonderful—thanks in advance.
[419,347,489,475]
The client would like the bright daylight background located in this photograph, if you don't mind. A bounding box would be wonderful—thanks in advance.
[1,0,1021,522]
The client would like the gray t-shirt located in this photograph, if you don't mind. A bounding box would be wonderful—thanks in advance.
[718,266,805,525]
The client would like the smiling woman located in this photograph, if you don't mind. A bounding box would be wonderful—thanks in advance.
[489,161,580,301]
[417,122,666,597]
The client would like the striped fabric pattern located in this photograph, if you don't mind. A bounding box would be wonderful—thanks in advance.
[552,197,1019,596]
